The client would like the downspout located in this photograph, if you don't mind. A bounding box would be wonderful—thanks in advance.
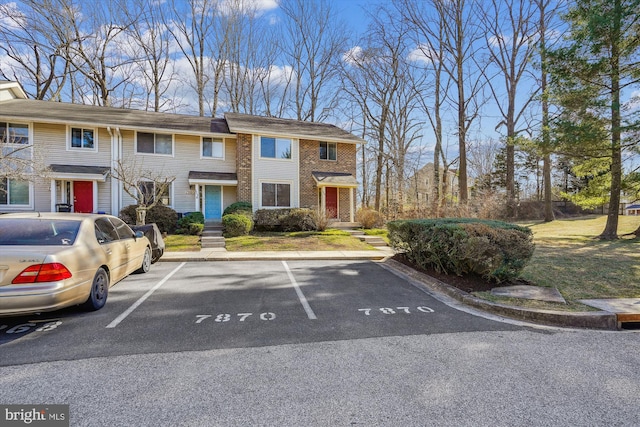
[107,127,122,215]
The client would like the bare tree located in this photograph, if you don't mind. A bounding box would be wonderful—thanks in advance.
[341,13,399,211]
[65,0,138,106]
[535,0,565,222]
[222,0,272,115]
[0,143,50,191]
[111,159,176,225]
[399,0,454,214]
[481,0,539,217]
[124,0,175,112]
[0,0,74,100]
[401,0,486,204]
[341,6,424,214]
[165,0,217,116]
[278,0,349,122]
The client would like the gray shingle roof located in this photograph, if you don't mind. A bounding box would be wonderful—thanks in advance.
[0,99,228,135]
[188,171,238,181]
[50,164,110,175]
[225,112,364,144]
[312,171,358,187]
[0,99,361,142]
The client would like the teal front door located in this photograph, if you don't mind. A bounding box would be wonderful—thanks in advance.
[204,186,222,220]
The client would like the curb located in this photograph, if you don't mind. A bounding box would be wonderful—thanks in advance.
[383,258,619,330]
[160,254,390,262]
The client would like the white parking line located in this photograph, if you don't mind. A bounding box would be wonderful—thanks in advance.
[106,262,186,329]
[282,261,317,320]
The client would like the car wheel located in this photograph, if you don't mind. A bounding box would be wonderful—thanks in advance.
[81,268,109,311]
[151,248,163,264]
[136,247,152,274]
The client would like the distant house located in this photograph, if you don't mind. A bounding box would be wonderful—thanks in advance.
[406,163,458,207]
[625,204,640,216]
[0,80,363,223]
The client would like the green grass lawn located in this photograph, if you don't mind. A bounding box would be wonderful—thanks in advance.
[225,229,375,251]
[476,215,640,310]
[164,234,200,252]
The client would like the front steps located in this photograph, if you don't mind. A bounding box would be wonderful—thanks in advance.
[342,228,388,247]
[201,221,225,249]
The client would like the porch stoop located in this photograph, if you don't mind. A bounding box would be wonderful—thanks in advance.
[201,221,225,248]
[340,227,388,247]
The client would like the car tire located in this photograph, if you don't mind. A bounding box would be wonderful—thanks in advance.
[151,248,163,264]
[136,247,152,274]
[81,268,109,311]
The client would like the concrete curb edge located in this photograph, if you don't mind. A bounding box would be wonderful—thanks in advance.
[383,258,619,330]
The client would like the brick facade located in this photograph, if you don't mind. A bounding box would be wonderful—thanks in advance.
[299,139,357,221]
[236,133,252,202]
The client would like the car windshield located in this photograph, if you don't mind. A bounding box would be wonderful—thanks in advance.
[0,219,81,246]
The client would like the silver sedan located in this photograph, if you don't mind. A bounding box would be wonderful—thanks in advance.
[0,213,152,316]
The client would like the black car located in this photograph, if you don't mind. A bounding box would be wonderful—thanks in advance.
[130,223,165,263]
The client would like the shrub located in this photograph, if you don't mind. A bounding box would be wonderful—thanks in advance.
[176,212,205,235]
[387,218,534,283]
[280,208,316,232]
[253,208,319,232]
[119,204,178,234]
[253,208,289,231]
[312,210,330,232]
[222,213,253,237]
[223,201,253,217]
[356,207,385,229]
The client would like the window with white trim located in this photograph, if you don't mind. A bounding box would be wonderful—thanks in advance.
[261,183,291,207]
[260,136,291,159]
[319,142,336,160]
[0,178,30,205]
[70,127,95,150]
[138,181,172,206]
[202,137,224,159]
[0,122,29,144]
[137,132,173,155]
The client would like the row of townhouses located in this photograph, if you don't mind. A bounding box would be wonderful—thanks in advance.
[0,80,363,223]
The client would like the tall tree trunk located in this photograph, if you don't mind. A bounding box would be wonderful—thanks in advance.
[599,0,622,240]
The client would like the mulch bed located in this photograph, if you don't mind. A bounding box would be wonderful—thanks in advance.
[392,254,530,293]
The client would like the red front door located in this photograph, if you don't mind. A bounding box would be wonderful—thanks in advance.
[73,181,93,213]
[326,187,338,219]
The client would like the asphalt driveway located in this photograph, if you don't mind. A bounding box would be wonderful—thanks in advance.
[0,260,521,366]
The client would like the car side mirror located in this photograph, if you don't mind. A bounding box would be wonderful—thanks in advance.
[134,230,145,239]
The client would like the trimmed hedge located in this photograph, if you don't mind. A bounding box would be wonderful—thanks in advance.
[119,204,178,234]
[253,208,317,232]
[387,218,534,282]
[280,208,316,232]
[176,212,205,235]
[222,213,253,237]
[223,201,252,217]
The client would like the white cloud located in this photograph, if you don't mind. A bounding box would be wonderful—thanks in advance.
[342,46,363,65]
[408,44,437,65]
[0,2,25,30]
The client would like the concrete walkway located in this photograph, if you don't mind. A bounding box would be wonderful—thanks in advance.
[160,246,395,262]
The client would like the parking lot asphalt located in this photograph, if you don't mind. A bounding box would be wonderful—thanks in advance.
[0,260,522,366]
